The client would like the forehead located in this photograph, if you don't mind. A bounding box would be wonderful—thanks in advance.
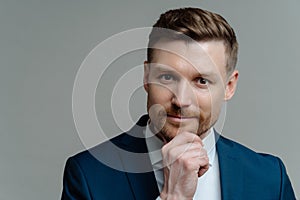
[151,40,227,78]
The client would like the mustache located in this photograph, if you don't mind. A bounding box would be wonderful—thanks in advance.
[160,106,200,118]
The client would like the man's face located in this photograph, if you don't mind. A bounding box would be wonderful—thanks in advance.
[144,40,238,142]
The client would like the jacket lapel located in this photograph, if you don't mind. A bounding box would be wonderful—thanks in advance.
[116,115,160,200]
[126,171,160,200]
[216,134,244,200]
[119,134,160,200]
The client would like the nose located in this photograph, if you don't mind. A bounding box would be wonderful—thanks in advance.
[171,80,193,108]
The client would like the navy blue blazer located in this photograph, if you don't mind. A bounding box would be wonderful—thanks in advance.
[62,115,296,199]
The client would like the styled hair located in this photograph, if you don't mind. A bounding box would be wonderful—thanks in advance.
[147,7,238,74]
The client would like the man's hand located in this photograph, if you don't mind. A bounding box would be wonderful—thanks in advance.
[160,132,209,200]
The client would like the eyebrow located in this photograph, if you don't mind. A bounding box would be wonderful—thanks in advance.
[150,64,217,78]
[151,65,175,73]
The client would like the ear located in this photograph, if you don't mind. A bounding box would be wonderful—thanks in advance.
[143,61,150,93]
[224,70,239,101]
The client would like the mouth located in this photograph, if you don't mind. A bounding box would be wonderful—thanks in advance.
[166,114,197,123]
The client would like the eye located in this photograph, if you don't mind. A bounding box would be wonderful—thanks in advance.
[197,77,209,85]
[158,74,175,82]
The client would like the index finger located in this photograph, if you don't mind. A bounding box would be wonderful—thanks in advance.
[166,132,203,148]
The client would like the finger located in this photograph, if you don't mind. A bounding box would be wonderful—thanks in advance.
[175,149,206,162]
[198,163,209,177]
[162,133,203,156]
[174,156,206,173]
[163,143,203,162]
[197,155,210,177]
[165,146,209,169]
[198,148,208,158]
[175,142,204,154]
[167,132,203,148]
[173,143,207,158]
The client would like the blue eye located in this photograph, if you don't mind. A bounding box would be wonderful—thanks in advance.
[161,74,173,80]
[159,74,175,81]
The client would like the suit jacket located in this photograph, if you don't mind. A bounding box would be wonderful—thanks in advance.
[61,115,296,200]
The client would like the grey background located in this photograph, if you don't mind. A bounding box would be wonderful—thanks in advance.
[1,0,299,199]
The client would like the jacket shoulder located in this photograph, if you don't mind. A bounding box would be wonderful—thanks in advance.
[62,136,135,199]
[218,135,280,164]
[217,135,296,199]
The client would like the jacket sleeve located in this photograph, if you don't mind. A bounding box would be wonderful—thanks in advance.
[277,157,296,200]
[61,157,91,200]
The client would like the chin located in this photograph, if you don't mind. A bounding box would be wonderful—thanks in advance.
[161,122,213,142]
[159,124,197,141]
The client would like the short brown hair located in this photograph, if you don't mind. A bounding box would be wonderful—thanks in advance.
[147,7,238,74]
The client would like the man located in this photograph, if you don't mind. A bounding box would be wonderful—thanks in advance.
[62,7,296,199]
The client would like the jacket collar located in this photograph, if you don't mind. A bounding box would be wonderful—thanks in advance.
[216,133,244,200]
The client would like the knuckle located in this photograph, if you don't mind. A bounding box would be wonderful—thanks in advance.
[177,155,185,163]
[194,145,202,152]
[183,159,195,170]
[181,132,193,139]
[199,157,209,166]
[199,148,207,156]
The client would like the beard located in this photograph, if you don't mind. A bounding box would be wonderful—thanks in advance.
[148,103,215,143]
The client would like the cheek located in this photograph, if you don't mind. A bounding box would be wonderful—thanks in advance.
[148,84,173,105]
[195,89,223,114]
[209,92,224,118]
[195,92,212,111]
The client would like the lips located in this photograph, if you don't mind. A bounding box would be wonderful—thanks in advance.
[167,114,193,119]
[166,114,197,123]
